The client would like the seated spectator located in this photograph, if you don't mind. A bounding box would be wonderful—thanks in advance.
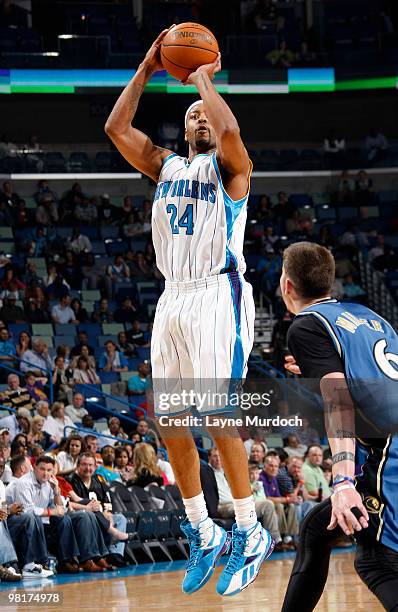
[277,456,317,521]
[301,445,332,501]
[337,170,355,204]
[70,331,95,358]
[51,295,78,325]
[113,297,139,324]
[129,251,153,278]
[20,338,53,375]
[25,298,50,324]
[70,298,88,324]
[127,442,165,487]
[244,427,268,457]
[272,191,296,221]
[0,436,12,484]
[0,296,27,324]
[106,255,130,298]
[66,227,92,255]
[0,281,20,302]
[355,170,374,204]
[74,198,98,224]
[35,195,58,226]
[98,194,118,225]
[53,344,71,368]
[81,414,95,431]
[56,434,85,476]
[259,455,299,547]
[208,448,282,550]
[2,267,25,293]
[29,416,52,451]
[343,273,366,300]
[84,434,103,464]
[114,446,134,483]
[65,393,88,424]
[298,417,320,447]
[35,399,50,421]
[249,442,267,467]
[101,417,128,447]
[127,362,150,395]
[95,446,121,483]
[365,128,388,164]
[126,320,149,347]
[0,327,17,372]
[368,234,385,263]
[284,433,307,458]
[99,341,128,373]
[1,374,35,412]
[267,40,296,67]
[43,402,75,445]
[72,356,100,385]
[91,298,113,324]
[52,356,74,403]
[15,331,32,360]
[46,274,70,301]
[70,344,96,371]
[33,180,58,205]
[117,331,135,357]
[133,418,158,445]
[25,371,48,403]
[272,400,300,437]
[81,253,106,292]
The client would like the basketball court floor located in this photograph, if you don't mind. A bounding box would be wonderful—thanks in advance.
[0,549,383,612]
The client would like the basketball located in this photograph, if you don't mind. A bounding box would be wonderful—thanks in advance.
[160,22,219,82]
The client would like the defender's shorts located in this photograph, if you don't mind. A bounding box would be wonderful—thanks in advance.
[151,272,255,416]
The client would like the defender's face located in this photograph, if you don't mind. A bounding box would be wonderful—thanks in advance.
[185,104,216,152]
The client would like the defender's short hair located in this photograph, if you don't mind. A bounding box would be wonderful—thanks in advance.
[283,242,335,299]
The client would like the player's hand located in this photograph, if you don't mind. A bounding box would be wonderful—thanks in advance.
[328,487,369,535]
[284,355,302,375]
[141,26,175,74]
[183,53,221,85]
[9,503,23,515]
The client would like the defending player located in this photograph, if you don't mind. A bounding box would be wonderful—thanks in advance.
[105,28,274,596]
[279,242,398,611]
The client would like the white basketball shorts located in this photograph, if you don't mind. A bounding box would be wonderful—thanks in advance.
[151,272,255,417]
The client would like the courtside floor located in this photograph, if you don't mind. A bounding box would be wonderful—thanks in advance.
[0,548,383,611]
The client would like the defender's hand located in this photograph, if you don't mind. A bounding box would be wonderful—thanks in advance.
[183,53,221,85]
[284,355,302,375]
[141,26,175,75]
[328,487,369,535]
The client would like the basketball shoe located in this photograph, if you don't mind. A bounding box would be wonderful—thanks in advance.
[216,522,274,596]
[181,517,230,594]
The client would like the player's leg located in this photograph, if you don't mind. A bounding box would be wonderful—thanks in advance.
[281,498,342,612]
[354,540,398,611]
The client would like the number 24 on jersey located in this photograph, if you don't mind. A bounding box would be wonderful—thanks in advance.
[167,203,194,235]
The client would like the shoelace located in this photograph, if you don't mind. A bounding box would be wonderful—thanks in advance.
[186,531,203,570]
[223,531,247,575]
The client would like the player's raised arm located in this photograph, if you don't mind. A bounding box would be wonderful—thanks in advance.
[185,55,250,199]
[104,28,174,183]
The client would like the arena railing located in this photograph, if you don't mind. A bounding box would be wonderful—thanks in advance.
[74,381,147,419]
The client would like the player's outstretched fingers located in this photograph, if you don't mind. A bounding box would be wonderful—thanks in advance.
[343,508,363,532]
[351,504,369,529]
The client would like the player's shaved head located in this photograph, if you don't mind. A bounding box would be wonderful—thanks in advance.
[282,242,335,300]
[184,101,216,156]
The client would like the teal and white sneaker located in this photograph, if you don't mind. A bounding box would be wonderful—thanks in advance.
[216,522,274,596]
[181,517,230,594]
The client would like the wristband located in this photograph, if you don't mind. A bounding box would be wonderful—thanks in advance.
[332,476,355,488]
[332,483,355,494]
[47,508,51,517]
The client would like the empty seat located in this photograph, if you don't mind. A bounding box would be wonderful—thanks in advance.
[99,371,120,384]
[78,323,101,336]
[54,335,76,348]
[55,324,77,336]
[31,323,53,336]
[44,152,66,172]
[69,152,91,172]
[81,290,101,301]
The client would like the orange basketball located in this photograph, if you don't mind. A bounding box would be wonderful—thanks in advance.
[161,22,219,82]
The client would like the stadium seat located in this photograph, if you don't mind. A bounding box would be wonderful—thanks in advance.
[69,152,91,172]
[99,371,120,384]
[54,335,76,348]
[8,323,31,337]
[54,324,77,336]
[0,227,13,239]
[102,323,124,335]
[44,152,66,172]
[78,323,101,336]
[97,335,118,346]
[82,290,101,302]
[31,323,53,336]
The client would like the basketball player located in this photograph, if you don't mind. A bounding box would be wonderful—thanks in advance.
[105,28,274,596]
[279,242,398,611]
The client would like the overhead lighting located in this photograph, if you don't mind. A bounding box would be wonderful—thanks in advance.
[58,34,75,40]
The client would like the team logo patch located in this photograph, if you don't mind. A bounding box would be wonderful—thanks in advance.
[364,496,381,513]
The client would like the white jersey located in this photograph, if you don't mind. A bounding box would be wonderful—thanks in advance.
[152,151,250,282]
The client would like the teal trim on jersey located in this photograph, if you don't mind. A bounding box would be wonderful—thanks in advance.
[211,152,248,271]
[161,153,178,168]
[228,274,245,380]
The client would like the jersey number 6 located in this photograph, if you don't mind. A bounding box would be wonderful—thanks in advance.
[167,203,194,235]
[374,338,398,380]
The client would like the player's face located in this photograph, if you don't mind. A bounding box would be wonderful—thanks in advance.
[185,104,216,154]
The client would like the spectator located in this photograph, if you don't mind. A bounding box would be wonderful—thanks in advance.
[69,299,87,324]
[25,298,50,324]
[113,297,138,324]
[70,344,96,370]
[127,362,150,395]
[267,40,296,67]
[355,170,374,204]
[114,446,134,483]
[0,296,27,324]
[51,295,78,325]
[46,274,70,301]
[0,327,17,372]
[368,234,385,263]
[244,427,268,457]
[365,128,388,164]
[272,191,296,221]
[117,331,135,357]
[36,195,59,226]
[277,456,317,524]
[301,445,332,501]
[127,442,165,487]
[249,442,267,467]
[337,170,355,204]
[126,320,149,347]
[25,371,48,403]
[56,434,85,476]
[15,331,32,361]
[72,356,100,385]
[81,253,106,292]
[53,344,71,368]
[70,332,95,359]
[323,129,346,158]
[64,393,88,424]
[1,374,35,412]
[0,181,20,208]
[20,338,52,376]
[52,356,74,403]
[35,400,50,423]
[0,460,22,579]
[259,455,299,547]
[284,433,307,458]
[43,402,75,444]
[29,416,52,451]
[106,255,130,298]
[99,341,128,373]
[208,448,282,550]
[298,417,321,447]
[95,446,120,483]
[343,273,366,300]
[33,180,58,205]
[84,435,102,464]
[91,298,113,324]
[101,417,128,447]
[98,194,118,225]
[66,227,92,255]
[74,199,98,224]
[133,418,158,445]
